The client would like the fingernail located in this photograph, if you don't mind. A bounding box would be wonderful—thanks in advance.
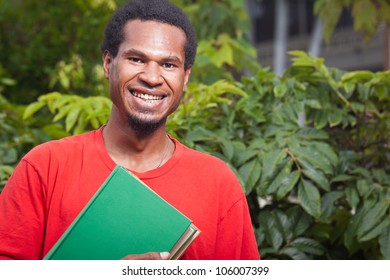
[160,252,170,259]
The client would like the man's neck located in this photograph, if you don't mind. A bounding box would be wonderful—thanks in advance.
[102,120,173,173]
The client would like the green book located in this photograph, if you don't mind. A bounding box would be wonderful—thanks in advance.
[44,165,200,260]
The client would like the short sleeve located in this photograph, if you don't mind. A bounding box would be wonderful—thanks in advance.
[0,159,46,259]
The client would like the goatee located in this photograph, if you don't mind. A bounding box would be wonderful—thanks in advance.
[126,113,166,138]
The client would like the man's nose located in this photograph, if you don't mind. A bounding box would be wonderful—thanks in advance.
[138,62,164,87]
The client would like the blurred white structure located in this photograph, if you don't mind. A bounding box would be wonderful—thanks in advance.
[246,0,389,73]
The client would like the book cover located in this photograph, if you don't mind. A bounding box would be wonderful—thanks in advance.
[44,165,200,260]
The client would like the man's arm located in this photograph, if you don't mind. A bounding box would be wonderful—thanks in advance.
[214,194,260,260]
[0,159,46,259]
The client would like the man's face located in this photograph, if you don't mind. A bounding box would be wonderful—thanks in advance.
[103,20,191,131]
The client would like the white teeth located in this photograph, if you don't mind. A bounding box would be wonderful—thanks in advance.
[131,91,164,103]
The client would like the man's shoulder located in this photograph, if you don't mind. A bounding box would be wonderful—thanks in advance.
[24,129,98,161]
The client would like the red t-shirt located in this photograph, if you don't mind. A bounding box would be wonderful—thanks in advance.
[0,128,260,260]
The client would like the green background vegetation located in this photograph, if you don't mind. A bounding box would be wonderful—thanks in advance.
[0,0,389,259]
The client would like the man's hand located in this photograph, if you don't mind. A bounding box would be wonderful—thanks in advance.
[121,252,170,260]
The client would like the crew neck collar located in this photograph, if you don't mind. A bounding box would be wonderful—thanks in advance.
[94,126,182,179]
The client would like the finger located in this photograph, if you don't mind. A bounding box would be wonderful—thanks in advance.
[121,252,170,260]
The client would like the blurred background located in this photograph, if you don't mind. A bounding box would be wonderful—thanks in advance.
[0,0,389,260]
[247,0,390,73]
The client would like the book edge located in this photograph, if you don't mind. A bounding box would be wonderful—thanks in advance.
[170,224,201,260]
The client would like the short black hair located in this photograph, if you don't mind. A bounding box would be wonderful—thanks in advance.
[101,0,197,70]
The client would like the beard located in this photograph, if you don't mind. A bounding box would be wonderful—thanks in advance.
[126,111,166,138]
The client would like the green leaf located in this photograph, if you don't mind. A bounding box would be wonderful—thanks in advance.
[357,179,374,198]
[302,168,330,192]
[0,165,14,175]
[331,174,355,183]
[350,102,365,113]
[312,142,339,167]
[328,110,343,127]
[89,117,100,129]
[2,148,17,164]
[280,247,309,260]
[53,95,74,109]
[23,101,46,120]
[272,210,290,242]
[359,218,390,242]
[273,82,286,98]
[276,171,300,200]
[351,0,378,36]
[288,206,311,237]
[375,84,388,100]
[290,237,325,256]
[185,127,215,143]
[219,138,235,161]
[298,180,321,218]
[1,77,16,86]
[53,104,73,122]
[344,207,365,250]
[304,99,322,109]
[345,185,360,209]
[38,92,62,102]
[73,111,88,134]
[267,159,293,194]
[297,128,329,141]
[258,149,288,194]
[343,81,356,94]
[310,223,332,239]
[235,149,258,166]
[357,202,389,240]
[65,106,82,132]
[292,146,334,175]
[341,70,375,83]
[210,42,233,67]
[320,191,344,221]
[238,158,261,194]
[379,224,390,260]
[259,211,284,251]
[313,110,328,129]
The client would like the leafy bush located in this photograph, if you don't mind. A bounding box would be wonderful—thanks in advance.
[0,0,116,104]
[175,52,390,259]
[0,69,47,190]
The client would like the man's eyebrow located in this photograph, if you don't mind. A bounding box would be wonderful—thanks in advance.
[162,55,182,64]
[122,48,183,64]
[122,48,146,58]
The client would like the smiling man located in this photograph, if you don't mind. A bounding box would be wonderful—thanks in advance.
[0,0,260,260]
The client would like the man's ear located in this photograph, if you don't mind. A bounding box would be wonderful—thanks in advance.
[102,50,113,79]
[183,67,192,92]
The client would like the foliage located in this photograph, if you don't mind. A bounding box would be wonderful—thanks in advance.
[172,0,250,40]
[314,0,390,42]
[2,0,390,260]
[169,52,390,259]
[172,0,259,84]
[0,68,46,190]
[23,92,112,135]
[0,0,116,104]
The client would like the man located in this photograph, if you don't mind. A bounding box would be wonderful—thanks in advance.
[0,0,260,260]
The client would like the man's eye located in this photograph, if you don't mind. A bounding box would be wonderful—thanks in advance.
[129,57,142,63]
[163,63,175,69]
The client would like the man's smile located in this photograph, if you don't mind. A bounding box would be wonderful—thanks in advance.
[130,90,165,103]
